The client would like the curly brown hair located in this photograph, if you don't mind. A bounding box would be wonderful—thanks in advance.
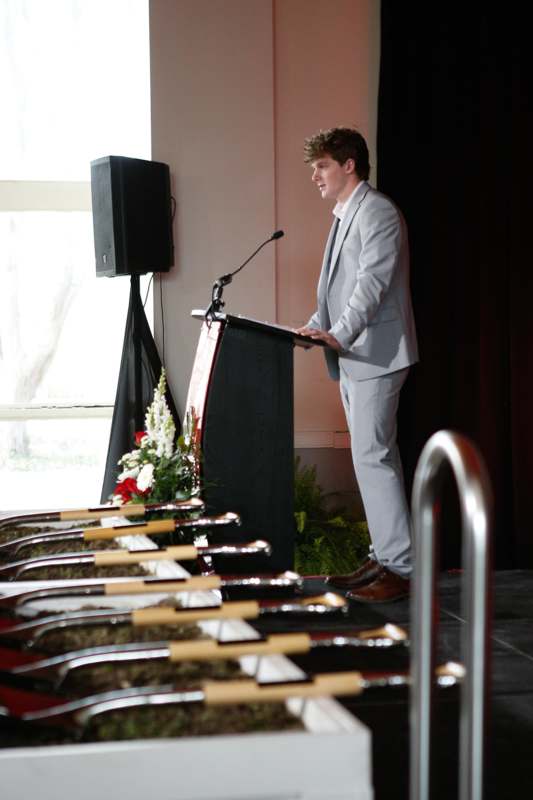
[303,127,370,181]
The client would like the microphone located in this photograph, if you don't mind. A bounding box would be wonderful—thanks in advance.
[206,230,284,321]
[216,230,284,288]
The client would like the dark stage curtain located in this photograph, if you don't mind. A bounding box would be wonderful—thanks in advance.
[100,277,181,502]
[377,5,533,567]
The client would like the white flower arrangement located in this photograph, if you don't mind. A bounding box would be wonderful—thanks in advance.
[111,369,199,505]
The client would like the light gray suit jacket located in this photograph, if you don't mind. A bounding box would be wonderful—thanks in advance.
[309,181,418,381]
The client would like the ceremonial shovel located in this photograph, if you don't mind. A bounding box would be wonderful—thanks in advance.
[0,571,304,610]
[0,512,240,558]
[0,497,205,531]
[0,625,409,690]
[0,593,349,645]
[0,540,271,580]
[0,663,465,732]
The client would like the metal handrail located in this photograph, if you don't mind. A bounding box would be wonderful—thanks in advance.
[409,430,492,800]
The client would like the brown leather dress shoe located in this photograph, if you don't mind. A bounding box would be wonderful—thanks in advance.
[346,566,410,603]
[326,558,382,589]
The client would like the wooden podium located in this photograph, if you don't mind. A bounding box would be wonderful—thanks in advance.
[186,312,324,574]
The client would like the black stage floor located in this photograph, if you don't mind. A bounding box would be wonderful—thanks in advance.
[238,569,533,800]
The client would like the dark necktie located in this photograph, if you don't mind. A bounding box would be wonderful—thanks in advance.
[326,216,340,275]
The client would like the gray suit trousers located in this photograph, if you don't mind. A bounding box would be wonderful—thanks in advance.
[339,365,412,577]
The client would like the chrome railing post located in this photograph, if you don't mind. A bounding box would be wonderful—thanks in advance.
[409,430,492,800]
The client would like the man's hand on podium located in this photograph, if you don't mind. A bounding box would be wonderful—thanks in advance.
[294,326,342,351]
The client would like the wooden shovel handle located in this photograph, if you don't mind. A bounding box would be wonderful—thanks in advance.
[104,575,222,595]
[60,506,146,521]
[131,601,260,626]
[85,520,176,541]
[204,671,365,704]
[168,633,311,662]
[93,545,198,566]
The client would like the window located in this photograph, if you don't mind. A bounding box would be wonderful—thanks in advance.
[0,0,151,510]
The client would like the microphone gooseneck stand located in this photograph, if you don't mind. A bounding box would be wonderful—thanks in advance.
[205,230,284,322]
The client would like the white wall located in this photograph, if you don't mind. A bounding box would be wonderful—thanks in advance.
[150,0,380,451]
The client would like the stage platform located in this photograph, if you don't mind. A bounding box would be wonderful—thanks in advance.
[245,569,533,800]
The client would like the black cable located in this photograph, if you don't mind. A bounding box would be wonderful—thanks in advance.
[142,274,154,308]
[159,274,165,366]
[160,196,175,354]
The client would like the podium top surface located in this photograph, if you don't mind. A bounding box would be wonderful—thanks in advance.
[191,310,327,349]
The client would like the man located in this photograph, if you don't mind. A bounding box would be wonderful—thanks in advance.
[296,127,418,603]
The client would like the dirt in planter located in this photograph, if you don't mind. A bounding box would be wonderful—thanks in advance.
[0,523,100,546]
[0,532,306,746]
[4,534,155,582]
[0,627,305,746]
[0,524,205,575]
[0,525,52,545]
[35,617,208,654]
[12,562,151,581]
[1,524,186,581]
[0,690,304,748]
[2,537,124,562]
[85,696,304,742]
[63,649,243,694]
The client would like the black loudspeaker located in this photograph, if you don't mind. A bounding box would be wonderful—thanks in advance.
[90,155,174,277]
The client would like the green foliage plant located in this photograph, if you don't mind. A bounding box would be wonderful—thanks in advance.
[294,456,370,576]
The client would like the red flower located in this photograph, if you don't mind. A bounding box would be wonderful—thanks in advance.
[135,431,147,445]
[114,477,149,503]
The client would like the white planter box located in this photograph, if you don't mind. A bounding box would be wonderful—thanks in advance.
[0,525,373,800]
